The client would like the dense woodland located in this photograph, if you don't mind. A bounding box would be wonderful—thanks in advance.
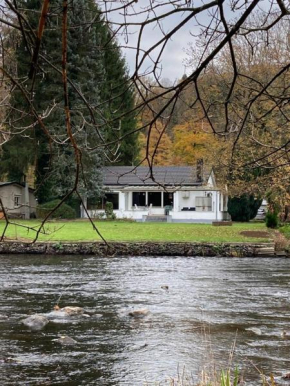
[0,1,290,225]
[135,15,290,218]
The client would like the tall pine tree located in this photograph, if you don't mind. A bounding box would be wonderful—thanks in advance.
[0,0,138,203]
[99,25,138,165]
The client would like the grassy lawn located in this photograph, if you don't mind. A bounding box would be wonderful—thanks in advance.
[0,220,271,243]
[279,224,290,239]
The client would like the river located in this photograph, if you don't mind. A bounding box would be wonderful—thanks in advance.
[0,255,290,385]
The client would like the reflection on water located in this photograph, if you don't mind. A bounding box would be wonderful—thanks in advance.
[0,255,290,385]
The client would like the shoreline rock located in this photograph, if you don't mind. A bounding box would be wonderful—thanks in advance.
[0,241,281,257]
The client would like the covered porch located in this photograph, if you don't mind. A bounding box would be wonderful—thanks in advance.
[84,187,229,223]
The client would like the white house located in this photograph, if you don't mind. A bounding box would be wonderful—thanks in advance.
[83,165,230,223]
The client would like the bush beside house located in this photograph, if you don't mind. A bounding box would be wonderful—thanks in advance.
[228,195,262,222]
[36,199,76,219]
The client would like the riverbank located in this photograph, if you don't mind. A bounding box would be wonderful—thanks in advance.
[0,240,280,257]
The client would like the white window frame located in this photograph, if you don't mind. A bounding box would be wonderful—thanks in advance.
[14,195,21,208]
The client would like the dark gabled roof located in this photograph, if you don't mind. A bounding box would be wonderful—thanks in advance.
[103,166,211,186]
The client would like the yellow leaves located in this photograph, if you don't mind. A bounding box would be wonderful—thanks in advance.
[172,121,211,165]
[172,121,222,166]
[138,121,173,165]
[138,118,224,167]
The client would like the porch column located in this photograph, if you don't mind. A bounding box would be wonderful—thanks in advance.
[215,191,219,220]
[173,191,179,212]
[161,191,164,208]
[119,192,125,211]
[129,192,132,208]
[124,192,129,210]
[220,192,223,211]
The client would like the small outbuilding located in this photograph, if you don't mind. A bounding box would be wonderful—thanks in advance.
[0,182,37,219]
[82,165,230,223]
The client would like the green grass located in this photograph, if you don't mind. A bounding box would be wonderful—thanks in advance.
[279,224,290,239]
[0,220,271,243]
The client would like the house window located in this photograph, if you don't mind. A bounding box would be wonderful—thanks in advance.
[164,192,174,207]
[87,193,119,210]
[133,192,146,207]
[148,192,162,207]
[14,195,21,208]
[87,197,102,210]
[105,193,119,210]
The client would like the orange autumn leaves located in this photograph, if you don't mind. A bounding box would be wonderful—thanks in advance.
[138,120,220,166]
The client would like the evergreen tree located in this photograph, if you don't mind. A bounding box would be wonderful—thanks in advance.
[0,0,137,203]
[228,195,262,222]
[99,25,138,165]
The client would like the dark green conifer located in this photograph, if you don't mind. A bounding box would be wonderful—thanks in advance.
[0,0,138,203]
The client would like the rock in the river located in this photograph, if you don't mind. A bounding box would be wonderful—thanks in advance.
[22,315,49,331]
[62,306,84,316]
[129,309,149,318]
[161,285,169,290]
[281,330,290,338]
[246,327,262,336]
[46,306,84,320]
[46,310,68,319]
[53,336,77,345]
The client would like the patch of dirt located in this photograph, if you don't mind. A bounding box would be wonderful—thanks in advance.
[240,231,270,238]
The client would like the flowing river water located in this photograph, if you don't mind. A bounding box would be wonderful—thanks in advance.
[0,255,290,385]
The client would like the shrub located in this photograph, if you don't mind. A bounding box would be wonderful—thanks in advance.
[228,194,262,222]
[265,211,278,228]
[94,211,106,220]
[36,199,76,219]
[105,201,114,219]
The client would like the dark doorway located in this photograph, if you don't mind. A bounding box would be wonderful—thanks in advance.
[133,192,146,206]
[148,192,162,207]
[164,192,174,206]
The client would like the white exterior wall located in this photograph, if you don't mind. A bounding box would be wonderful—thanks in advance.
[85,187,227,223]
[0,185,23,216]
[175,190,213,211]
[170,190,224,222]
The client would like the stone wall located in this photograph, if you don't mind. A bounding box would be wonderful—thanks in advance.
[0,241,278,257]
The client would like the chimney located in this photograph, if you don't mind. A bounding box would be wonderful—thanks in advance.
[196,159,203,183]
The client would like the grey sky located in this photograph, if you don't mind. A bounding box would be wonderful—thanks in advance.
[102,0,274,81]
[103,1,207,81]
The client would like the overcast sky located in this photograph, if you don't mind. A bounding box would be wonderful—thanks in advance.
[102,0,273,82]
[119,15,192,81]
[103,1,207,81]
